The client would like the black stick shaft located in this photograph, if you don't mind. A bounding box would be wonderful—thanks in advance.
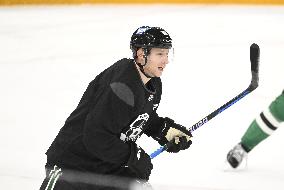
[150,87,252,159]
[189,87,251,133]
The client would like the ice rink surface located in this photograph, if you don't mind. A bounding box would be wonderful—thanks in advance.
[0,4,284,190]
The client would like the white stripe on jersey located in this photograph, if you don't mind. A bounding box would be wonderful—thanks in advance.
[263,108,281,128]
[256,114,274,135]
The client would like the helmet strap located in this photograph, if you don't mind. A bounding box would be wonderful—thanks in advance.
[135,48,152,79]
[135,60,152,79]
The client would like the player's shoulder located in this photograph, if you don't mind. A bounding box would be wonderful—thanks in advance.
[91,58,132,83]
[112,58,133,72]
[97,58,141,105]
[104,58,134,80]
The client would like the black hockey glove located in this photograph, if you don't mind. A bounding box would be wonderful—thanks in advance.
[160,117,192,153]
[167,136,192,153]
[127,143,153,181]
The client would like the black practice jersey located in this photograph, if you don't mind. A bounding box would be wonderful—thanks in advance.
[45,58,165,176]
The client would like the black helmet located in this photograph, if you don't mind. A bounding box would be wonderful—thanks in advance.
[130,26,172,54]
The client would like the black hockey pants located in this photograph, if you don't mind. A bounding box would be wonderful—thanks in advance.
[39,165,146,190]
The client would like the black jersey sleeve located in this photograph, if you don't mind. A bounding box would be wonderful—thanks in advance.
[82,84,134,165]
[143,112,166,145]
[143,77,167,144]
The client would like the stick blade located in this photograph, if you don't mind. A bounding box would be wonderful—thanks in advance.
[249,43,260,90]
[250,43,260,73]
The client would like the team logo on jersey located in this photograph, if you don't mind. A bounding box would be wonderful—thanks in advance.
[120,113,149,142]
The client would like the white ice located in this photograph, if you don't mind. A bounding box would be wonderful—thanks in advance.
[0,4,284,190]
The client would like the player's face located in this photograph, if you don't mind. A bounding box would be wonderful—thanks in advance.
[143,48,169,77]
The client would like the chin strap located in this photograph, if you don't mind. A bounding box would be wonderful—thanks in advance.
[135,49,152,79]
[135,61,152,79]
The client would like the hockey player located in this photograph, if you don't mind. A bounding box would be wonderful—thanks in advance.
[39,26,192,190]
[227,90,284,168]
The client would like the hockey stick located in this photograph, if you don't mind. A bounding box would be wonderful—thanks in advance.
[150,43,260,159]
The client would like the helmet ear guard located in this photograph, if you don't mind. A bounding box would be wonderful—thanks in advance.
[130,46,150,60]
